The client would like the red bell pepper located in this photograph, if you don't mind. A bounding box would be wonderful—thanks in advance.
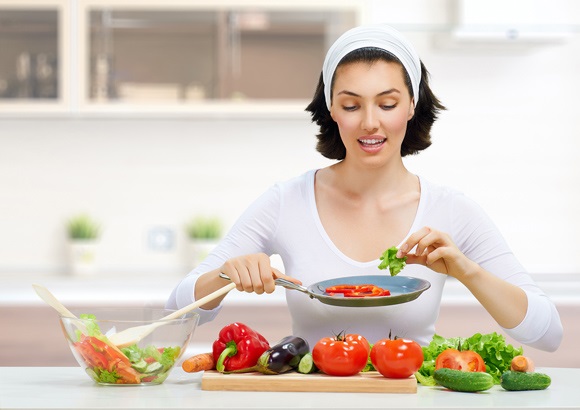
[325,284,391,297]
[212,322,270,373]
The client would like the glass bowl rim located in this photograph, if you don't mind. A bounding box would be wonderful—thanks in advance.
[58,307,200,324]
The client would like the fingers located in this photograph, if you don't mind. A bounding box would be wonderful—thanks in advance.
[273,268,303,286]
[221,254,292,295]
[397,227,465,276]
[396,226,432,258]
[405,245,444,266]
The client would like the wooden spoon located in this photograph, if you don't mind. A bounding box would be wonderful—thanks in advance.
[32,283,87,333]
[33,283,76,317]
[108,282,236,348]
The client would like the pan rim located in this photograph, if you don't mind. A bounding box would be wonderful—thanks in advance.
[305,275,431,307]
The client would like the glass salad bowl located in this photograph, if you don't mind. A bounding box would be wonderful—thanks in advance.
[59,307,199,385]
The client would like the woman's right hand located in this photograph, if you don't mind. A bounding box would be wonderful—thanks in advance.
[220,253,301,294]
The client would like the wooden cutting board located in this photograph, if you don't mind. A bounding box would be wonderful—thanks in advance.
[201,371,417,393]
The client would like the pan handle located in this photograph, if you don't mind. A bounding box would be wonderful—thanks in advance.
[271,277,311,295]
[218,272,311,295]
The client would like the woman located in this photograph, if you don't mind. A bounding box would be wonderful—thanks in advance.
[167,24,562,352]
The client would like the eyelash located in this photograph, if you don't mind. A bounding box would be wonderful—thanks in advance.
[342,104,397,112]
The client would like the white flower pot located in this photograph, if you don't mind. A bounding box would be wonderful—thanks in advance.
[68,240,99,275]
[188,239,218,268]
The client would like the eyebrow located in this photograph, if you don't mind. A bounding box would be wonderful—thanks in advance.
[337,89,401,98]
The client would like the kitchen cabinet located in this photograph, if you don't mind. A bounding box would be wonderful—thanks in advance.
[3,1,577,117]
[0,0,70,114]
[451,0,574,42]
[0,0,361,117]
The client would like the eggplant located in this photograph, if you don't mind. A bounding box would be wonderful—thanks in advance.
[255,335,310,375]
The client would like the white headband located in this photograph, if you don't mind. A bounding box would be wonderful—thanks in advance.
[322,24,421,110]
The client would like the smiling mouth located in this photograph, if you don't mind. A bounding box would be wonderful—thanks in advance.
[358,138,386,146]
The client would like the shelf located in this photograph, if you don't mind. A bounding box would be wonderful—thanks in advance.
[2,1,578,116]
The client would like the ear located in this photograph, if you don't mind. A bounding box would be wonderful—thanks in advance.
[329,105,336,121]
[407,101,415,121]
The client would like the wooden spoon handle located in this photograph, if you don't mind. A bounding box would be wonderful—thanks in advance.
[163,282,236,320]
[32,283,77,318]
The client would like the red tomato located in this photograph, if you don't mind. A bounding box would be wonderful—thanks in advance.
[312,333,370,376]
[114,360,142,384]
[346,333,371,355]
[85,336,131,366]
[370,338,424,379]
[435,348,486,372]
[74,341,108,369]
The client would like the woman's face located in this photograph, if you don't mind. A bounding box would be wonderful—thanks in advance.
[330,60,415,167]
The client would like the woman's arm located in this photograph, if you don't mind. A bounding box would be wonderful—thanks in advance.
[166,183,287,313]
[398,226,562,351]
[399,227,527,328]
[193,254,299,310]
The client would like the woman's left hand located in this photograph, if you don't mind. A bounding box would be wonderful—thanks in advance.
[396,226,478,280]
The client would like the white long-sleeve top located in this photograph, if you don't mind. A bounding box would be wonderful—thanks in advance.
[166,170,562,351]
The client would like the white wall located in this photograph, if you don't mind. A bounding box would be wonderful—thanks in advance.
[1,0,579,277]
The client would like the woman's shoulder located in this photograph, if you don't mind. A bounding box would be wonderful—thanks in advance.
[419,176,465,200]
[419,176,485,213]
[251,170,316,210]
[273,169,316,195]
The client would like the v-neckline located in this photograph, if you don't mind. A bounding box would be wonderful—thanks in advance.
[307,169,426,267]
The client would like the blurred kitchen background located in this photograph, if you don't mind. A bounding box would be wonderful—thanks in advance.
[1,0,579,367]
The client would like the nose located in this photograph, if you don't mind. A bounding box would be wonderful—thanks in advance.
[361,107,379,132]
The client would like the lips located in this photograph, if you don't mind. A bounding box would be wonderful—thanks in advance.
[357,137,386,153]
[358,138,386,146]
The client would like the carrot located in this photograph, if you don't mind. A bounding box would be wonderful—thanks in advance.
[182,352,216,373]
[510,355,535,372]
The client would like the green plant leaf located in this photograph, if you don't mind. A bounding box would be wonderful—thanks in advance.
[185,216,222,239]
[67,214,100,239]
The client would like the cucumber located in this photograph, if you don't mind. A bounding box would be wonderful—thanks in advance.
[297,353,318,374]
[145,362,163,374]
[501,371,551,391]
[132,359,148,372]
[434,368,494,392]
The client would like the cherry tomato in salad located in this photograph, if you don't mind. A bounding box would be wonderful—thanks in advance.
[435,348,486,372]
[370,338,423,379]
[312,333,370,376]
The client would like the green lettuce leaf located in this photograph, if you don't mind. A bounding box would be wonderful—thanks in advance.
[414,370,437,386]
[416,332,523,385]
[461,332,523,383]
[160,346,181,371]
[79,313,101,337]
[378,246,407,276]
[361,343,375,372]
[95,369,121,384]
[144,345,163,362]
[121,344,143,363]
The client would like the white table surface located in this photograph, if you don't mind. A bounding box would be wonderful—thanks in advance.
[0,367,578,410]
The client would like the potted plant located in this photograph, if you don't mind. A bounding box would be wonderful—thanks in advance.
[66,214,101,275]
[185,216,222,267]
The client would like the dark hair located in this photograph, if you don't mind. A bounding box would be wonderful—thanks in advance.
[306,47,445,159]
